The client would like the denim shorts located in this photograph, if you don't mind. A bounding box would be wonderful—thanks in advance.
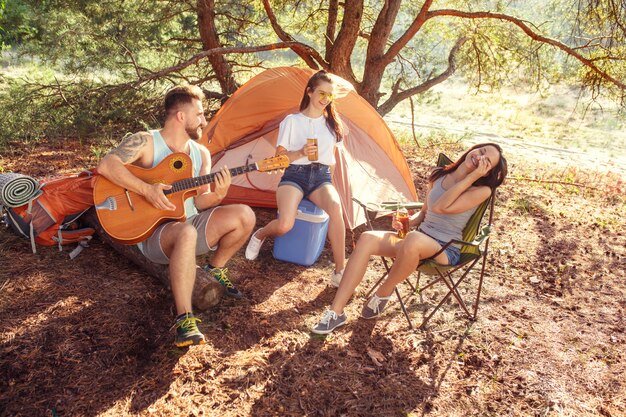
[279,163,332,198]
[432,237,461,266]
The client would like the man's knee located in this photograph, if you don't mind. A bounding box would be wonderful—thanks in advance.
[174,222,198,243]
[160,222,197,255]
[238,204,256,231]
[219,204,256,230]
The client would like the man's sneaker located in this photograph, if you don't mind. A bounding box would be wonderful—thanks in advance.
[245,231,265,260]
[173,313,206,347]
[204,266,243,299]
[330,269,344,288]
[311,309,347,335]
[360,294,392,319]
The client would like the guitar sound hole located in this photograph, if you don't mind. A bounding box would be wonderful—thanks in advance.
[173,160,183,170]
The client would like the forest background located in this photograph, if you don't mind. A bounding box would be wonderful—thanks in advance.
[0,1,625,416]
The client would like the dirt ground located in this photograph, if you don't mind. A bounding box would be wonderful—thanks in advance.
[0,138,624,417]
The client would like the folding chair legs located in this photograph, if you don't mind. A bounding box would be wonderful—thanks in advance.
[395,287,414,330]
[418,261,479,329]
[365,256,486,330]
[473,238,491,319]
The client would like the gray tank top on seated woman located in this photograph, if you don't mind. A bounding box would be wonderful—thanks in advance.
[419,176,478,249]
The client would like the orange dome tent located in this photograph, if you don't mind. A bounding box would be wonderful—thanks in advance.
[200,67,417,230]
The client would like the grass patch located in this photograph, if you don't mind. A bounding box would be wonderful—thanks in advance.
[388,81,626,159]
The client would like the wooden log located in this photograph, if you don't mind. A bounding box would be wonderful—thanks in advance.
[83,208,224,310]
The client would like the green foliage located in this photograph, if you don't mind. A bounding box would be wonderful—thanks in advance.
[18,0,196,75]
[0,0,624,149]
[0,69,162,147]
[511,197,532,215]
[0,0,276,148]
[1,0,38,46]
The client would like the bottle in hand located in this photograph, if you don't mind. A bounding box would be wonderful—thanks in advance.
[307,138,318,161]
[395,207,409,239]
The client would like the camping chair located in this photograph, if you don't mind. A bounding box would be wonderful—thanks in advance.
[354,153,496,330]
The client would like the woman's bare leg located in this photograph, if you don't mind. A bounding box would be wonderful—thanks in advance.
[255,185,304,239]
[309,184,345,273]
[375,232,447,297]
[329,231,399,314]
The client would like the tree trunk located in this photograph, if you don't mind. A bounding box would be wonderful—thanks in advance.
[359,0,402,106]
[83,209,224,311]
[197,0,239,95]
[324,0,339,62]
[327,0,363,86]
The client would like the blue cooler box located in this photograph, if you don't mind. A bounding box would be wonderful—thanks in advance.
[273,199,329,266]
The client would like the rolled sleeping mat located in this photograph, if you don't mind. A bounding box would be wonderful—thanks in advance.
[0,173,42,208]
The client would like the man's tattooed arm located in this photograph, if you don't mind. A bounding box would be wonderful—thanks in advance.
[97,131,159,200]
[109,132,149,164]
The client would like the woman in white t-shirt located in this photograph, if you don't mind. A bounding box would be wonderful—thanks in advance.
[245,70,346,284]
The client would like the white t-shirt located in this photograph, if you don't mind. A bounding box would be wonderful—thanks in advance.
[276,113,338,166]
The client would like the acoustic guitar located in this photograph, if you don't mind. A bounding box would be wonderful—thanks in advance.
[93,152,289,244]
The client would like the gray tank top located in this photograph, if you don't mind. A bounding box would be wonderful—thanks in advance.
[419,176,477,248]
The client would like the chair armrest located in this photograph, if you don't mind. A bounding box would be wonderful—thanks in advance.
[444,225,491,248]
[352,197,382,230]
[351,197,368,211]
[352,197,387,213]
[377,201,424,211]
[427,225,491,259]
[353,197,425,233]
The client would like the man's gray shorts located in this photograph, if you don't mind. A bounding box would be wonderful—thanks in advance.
[138,207,219,264]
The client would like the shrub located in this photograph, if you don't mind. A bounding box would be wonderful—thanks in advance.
[0,71,163,148]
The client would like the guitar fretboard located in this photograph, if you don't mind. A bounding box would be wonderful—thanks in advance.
[165,163,257,195]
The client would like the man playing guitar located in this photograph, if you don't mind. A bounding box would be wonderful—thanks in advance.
[97,85,255,347]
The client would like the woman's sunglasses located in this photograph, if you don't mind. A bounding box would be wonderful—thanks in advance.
[317,90,335,102]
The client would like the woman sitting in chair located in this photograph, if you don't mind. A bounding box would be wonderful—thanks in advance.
[312,143,507,334]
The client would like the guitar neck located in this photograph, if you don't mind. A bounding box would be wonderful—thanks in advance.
[164,162,257,195]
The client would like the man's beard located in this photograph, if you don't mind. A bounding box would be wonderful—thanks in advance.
[185,124,201,140]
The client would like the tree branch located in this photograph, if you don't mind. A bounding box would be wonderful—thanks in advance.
[382,0,434,64]
[325,0,339,61]
[197,0,239,95]
[508,176,602,191]
[367,0,402,63]
[165,37,203,44]
[83,209,224,311]
[115,43,321,90]
[116,41,143,79]
[327,0,363,86]
[261,0,323,69]
[428,9,626,90]
[378,37,467,116]
[53,76,77,114]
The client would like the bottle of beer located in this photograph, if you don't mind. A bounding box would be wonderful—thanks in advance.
[307,119,318,161]
[395,205,409,239]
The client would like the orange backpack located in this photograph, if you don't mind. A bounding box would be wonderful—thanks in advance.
[2,170,97,257]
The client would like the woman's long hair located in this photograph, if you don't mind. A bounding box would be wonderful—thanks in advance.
[429,143,508,189]
[299,70,344,141]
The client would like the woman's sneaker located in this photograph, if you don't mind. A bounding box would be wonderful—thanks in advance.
[311,309,347,335]
[330,269,344,288]
[173,313,206,347]
[360,294,392,319]
[245,231,265,260]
